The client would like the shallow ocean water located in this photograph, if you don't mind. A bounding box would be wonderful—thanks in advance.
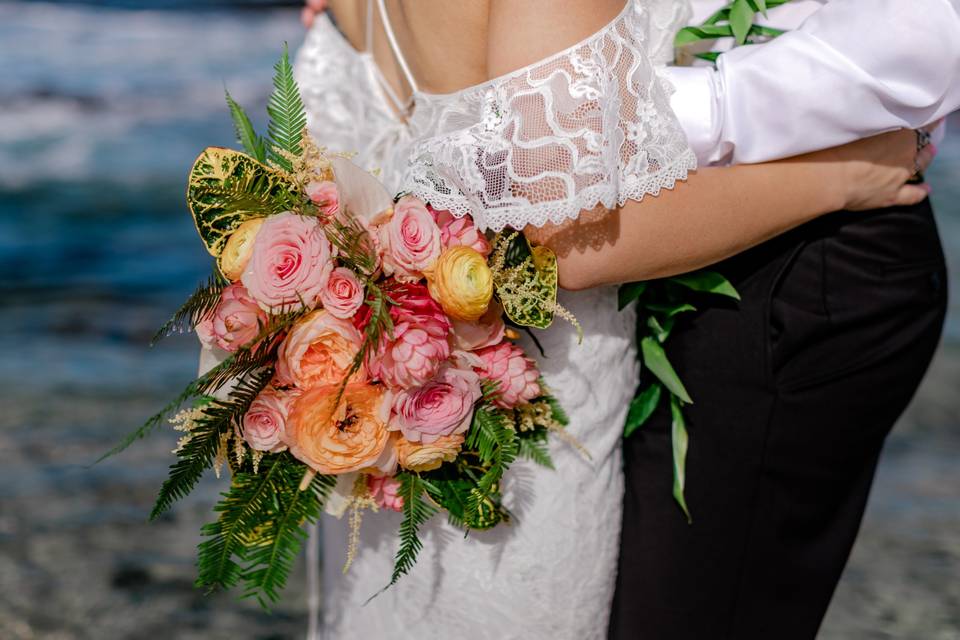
[0,2,958,639]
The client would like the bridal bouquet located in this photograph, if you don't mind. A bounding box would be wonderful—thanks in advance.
[107,47,572,606]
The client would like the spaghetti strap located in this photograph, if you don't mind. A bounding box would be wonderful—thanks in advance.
[364,0,374,52]
[375,0,420,93]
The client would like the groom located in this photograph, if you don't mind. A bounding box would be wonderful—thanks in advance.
[610,1,958,638]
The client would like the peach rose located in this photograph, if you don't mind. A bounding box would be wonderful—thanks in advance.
[451,303,506,351]
[378,196,441,282]
[276,310,365,389]
[241,212,333,312]
[395,432,465,472]
[320,267,364,319]
[286,383,391,475]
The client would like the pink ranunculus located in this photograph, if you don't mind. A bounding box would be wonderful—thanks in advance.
[451,302,506,352]
[320,267,364,319]
[378,196,441,282]
[201,283,269,352]
[367,474,403,512]
[305,180,340,219]
[241,212,333,313]
[431,208,491,257]
[242,387,295,452]
[475,342,542,409]
[368,282,452,389]
[276,309,366,389]
[390,364,481,444]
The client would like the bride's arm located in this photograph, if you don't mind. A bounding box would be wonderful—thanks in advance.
[526,132,932,289]
[489,0,932,290]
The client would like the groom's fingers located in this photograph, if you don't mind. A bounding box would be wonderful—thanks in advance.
[895,183,932,206]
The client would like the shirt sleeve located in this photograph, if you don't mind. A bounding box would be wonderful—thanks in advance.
[664,0,960,165]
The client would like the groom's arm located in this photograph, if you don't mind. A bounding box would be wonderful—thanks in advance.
[668,0,960,165]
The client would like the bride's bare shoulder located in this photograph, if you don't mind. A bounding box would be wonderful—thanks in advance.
[326,0,628,94]
[487,0,627,75]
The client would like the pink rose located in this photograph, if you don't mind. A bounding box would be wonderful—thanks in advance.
[390,364,481,444]
[367,474,403,512]
[431,208,491,257]
[196,283,268,352]
[276,309,366,389]
[242,387,295,452]
[475,342,542,409]
[320,267,364,319]
[241,212,333,313]
[305,180,339,219]
[368,283,452,389]
[451,303,506,351]
[378,196,441,282]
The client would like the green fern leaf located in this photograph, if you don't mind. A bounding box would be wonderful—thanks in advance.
[197,452,286,591]
[384,473,437,590]
[517,429,554,469]
[266,44,307,172]
[151,272,227,345]
[225,90,267,163]
[239,462,333,606]
[150,370,273,520]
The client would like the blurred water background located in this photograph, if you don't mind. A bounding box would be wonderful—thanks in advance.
[0,1,957,639]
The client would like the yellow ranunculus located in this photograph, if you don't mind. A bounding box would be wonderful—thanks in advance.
[395,433,465,472]
[427,246,493,321]
[219,217,264,281]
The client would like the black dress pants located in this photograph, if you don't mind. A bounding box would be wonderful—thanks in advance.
[609,201,948,640]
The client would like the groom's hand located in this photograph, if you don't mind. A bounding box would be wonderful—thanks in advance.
[302,0,328,29]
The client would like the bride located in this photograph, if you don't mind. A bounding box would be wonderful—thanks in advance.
[293,1,931,637]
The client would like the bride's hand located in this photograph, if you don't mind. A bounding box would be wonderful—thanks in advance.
[301,0,328,29]
[818,129,937,211]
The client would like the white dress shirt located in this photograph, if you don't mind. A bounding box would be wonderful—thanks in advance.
[667,0,960,165]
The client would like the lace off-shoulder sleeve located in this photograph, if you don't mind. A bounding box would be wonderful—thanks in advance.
[401,1,697,233]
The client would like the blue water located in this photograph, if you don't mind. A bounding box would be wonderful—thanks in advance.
[2,0,958,403]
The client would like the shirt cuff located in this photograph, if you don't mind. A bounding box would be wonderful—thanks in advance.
[662,66,722,165]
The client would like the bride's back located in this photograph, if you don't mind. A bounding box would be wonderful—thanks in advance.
[328,0,626,97]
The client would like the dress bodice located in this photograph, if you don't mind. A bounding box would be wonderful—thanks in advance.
[295,0,695,225]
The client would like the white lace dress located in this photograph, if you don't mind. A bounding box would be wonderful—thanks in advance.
[294,2,695,638]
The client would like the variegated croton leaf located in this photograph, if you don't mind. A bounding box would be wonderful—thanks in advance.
[187,147,299,257]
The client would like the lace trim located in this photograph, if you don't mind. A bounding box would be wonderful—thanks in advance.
[400,0,697,232]
[409,149,697,232]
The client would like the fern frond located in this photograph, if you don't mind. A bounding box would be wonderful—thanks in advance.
[239,461,331,606]
[151,272,227,346]
[225,89,267,162]
[463,406,518,528]
[516,429,554,469]
[150,369,273,520]
[196,450,286,591]
[332,281,393,408]
[322,213,379,276]
[380,473,437,594]
[266,44,307,172]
